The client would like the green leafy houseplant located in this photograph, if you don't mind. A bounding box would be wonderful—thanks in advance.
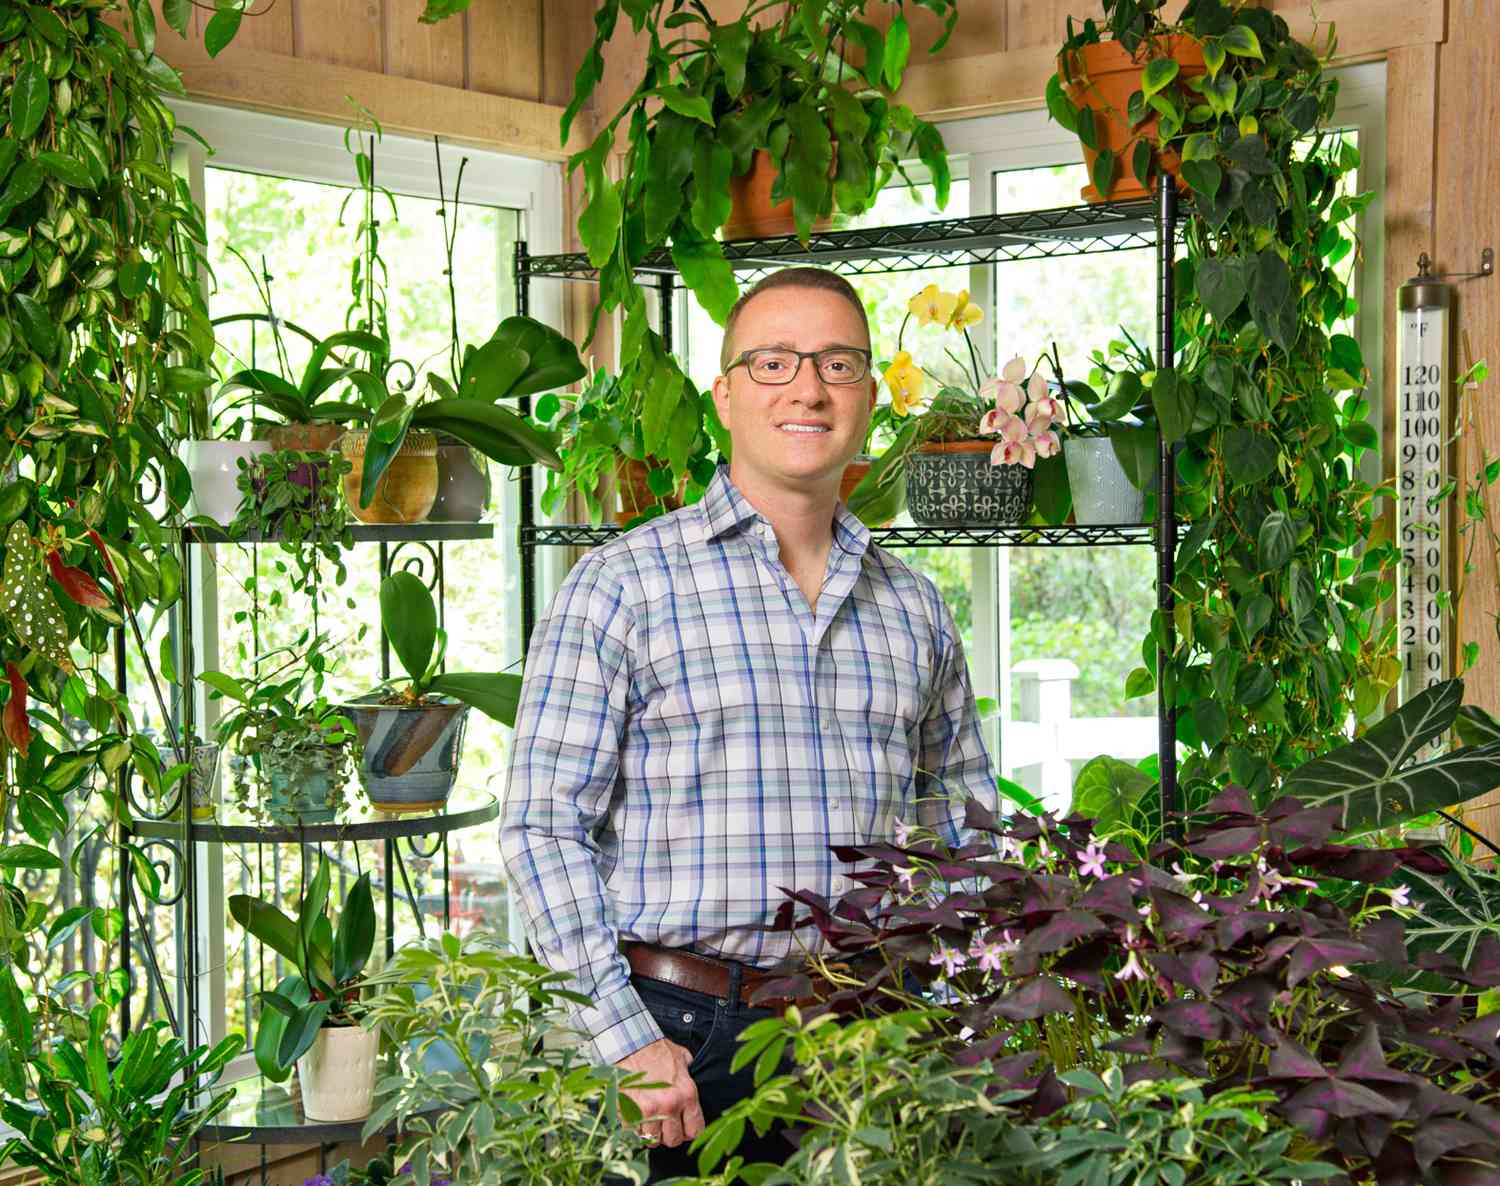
[533,366,724,526]
[1047,2,1397,783]
[1046,0,1282,201]
[0,992,243,1186]
[229,852,376,1081]
[359,930,650,1186]
[562,0,957,499]
[203,634,356,820]
[365,571,521,725]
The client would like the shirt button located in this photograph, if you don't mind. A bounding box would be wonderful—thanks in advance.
[831,799,843,810]
[820,717,833,731]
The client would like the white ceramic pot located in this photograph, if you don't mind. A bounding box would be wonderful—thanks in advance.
[1064,435,1147,525]
[297,1023,378,1122]
[179,440,270,526]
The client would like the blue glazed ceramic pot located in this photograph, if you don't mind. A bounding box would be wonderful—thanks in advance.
[345,695,470,814]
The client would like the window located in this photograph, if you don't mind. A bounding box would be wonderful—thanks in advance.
[115,102,566,1058]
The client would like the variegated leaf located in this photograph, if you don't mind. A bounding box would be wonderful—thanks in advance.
[1281,681,1500,835]
[1,522,74,673]
[1403,857,1500,972]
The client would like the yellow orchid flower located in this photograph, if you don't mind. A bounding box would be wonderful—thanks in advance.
[907,283,957,328]
[947,290,983,330]
[884,350,927,416]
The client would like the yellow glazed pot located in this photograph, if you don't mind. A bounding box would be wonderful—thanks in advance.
[339,429,439,524]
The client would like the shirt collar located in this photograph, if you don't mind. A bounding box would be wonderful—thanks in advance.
[695,465,872,559]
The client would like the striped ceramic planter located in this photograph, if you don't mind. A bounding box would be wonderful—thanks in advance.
[344,694,470,814]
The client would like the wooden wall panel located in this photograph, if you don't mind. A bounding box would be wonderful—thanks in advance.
[471,0,543,103]
[542,0,601,108]
[296,0,385,74]
[1437,0,1500,858]
[384,0,467,87]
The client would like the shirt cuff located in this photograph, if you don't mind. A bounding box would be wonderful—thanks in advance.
[576,981,664,1066]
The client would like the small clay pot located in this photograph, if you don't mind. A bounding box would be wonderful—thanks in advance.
[339,429,439,525]
[267,422,346,453]
[1060,36,1207,203]
[722,150,836,241]
[614,457,681,526]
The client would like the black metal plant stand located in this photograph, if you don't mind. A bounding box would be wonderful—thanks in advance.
[513,186,1182,832]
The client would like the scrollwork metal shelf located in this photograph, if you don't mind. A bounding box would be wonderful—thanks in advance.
[196,1065,448,1145]
[176,521,495,545]
[523,522,1155,549]
[518,197,1167,283]
[124,793,499,845]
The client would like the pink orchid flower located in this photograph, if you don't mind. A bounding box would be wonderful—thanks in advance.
[1034,430,1061,458]
[983,378,1025,414]
[1000,355,1027,384]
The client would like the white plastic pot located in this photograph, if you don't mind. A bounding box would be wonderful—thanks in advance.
[297,1023,378,1122]
[1064,435,1147,525]
[178,440,270,526]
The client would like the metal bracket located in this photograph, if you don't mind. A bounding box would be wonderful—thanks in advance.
[1414,248,1494,283]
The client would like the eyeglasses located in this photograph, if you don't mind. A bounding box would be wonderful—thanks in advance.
[726,347,872,386]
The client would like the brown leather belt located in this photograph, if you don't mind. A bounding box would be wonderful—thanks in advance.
[622,941,823,1009]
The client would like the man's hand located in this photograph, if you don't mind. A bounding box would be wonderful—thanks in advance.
[616,1037,705,1148]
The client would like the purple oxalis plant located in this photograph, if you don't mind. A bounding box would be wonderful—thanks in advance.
[759,786,1500,1186]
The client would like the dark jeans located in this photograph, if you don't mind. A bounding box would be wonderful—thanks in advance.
[631,968,793,1183]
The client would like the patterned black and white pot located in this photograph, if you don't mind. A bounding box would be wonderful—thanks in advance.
[907,440,1033,526]
[344,694,470,814]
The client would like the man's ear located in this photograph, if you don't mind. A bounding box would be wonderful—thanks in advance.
[712,373,732,426]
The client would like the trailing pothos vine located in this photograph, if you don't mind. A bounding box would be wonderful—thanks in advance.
[1051,5,1399,798]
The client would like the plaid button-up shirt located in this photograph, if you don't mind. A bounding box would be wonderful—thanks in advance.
[500,467,996,1064]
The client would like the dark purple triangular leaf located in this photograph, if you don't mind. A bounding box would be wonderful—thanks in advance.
[1153,998,1229,1040]
[1020,909,1105,955]
[1195,784,1257,818]
[990,976,1076,1021]
[1288,843,1402,882]
[1267,802,1343,848]
[1413,1119,1499,1175]
[1185,825,1263,859]
[1284,1076,1407,1119]
[1150,948,1219,995]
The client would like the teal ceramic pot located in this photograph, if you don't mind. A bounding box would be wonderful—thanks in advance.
[260,744,346,823]
[345,695,470,813]
[428,434,490,522]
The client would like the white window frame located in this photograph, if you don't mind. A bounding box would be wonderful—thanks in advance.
[165,100,564,1068]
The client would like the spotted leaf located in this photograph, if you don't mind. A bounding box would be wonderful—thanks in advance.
[1,523,74,672]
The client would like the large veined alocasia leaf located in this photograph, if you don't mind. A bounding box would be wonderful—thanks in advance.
[1402,855,1500,976]
[1282,680,1500,835]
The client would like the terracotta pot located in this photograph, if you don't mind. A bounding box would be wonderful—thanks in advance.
[839,456,873,504]
[267,422,345,453]
[1059,37,1207,203]
[614,457,682,526]
[339,429,438,525]
[722,150,836,241]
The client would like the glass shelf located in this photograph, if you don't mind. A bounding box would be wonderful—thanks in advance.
[523,522,1155,549]
[125,793,499,845]
[518,197,1169,282]
[198,1065,442,1145]
[176,521,495,545]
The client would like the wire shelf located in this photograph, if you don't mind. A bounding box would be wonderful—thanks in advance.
[176,521,495,545]
[522,523,1155,549]
[518,198,1165,283]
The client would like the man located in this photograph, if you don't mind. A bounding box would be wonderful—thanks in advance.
[500,267,997,1178]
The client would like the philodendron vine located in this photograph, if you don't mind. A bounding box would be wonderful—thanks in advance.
[1052,5,1398,791]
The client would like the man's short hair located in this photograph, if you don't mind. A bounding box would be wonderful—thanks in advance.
[719,267,872,372]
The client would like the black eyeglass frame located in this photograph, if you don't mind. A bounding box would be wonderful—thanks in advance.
[724,346,874,385]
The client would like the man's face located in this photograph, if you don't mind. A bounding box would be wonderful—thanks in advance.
[711,286,876,495]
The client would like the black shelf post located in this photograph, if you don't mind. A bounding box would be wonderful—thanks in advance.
[516,239,537,654]
[1156,181,1179,838]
